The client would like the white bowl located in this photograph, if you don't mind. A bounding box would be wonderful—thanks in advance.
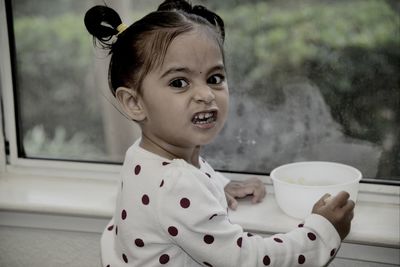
[270,161,362,219]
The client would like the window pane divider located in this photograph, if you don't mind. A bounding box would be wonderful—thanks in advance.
[0,0,18,167]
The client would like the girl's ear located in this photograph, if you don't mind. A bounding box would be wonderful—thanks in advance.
[115,87,146,121]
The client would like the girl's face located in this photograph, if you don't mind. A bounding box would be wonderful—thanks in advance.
[139,29,229,151]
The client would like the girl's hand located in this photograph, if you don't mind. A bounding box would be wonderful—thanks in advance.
[224,177,266,210]
[312,191,355,240]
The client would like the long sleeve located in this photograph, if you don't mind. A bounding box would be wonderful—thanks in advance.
[199,157,231,188]
[156,166,341,267]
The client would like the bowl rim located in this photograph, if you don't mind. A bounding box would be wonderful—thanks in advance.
[270,161,362,188]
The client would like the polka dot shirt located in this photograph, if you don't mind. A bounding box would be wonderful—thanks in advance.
[101,140,341,266]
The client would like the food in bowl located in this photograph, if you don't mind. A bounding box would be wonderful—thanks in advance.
[270,161,362,219]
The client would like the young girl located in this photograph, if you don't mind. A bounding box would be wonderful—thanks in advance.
[84,1,354,266]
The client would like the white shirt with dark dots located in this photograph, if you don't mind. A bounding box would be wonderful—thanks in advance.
[101,140,341,267]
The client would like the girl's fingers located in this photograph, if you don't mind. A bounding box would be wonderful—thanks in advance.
[323,195,333,204]
[342,199,355,214]
[328,191,350,208]
[225,182,246,197]
[315,193,332,208]
[347,210,354,221]
[243,180,266,203]
[225,178,266,205]
[256,183,266,200]
[226,192,238,210]
[251,186,266,203]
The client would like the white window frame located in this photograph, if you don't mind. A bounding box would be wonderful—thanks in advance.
[1,0,399,188]
[0,2,399,265]
[1,0,399,183]
[0,0,399,195]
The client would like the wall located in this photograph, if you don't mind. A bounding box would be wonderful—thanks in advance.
[0,224,397,267]
[0,226,101,267]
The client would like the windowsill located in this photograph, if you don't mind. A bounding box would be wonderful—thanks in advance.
[0,168,399,249]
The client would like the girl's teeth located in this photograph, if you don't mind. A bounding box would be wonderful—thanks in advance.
[195,112,213,120]
[193,112,216,124]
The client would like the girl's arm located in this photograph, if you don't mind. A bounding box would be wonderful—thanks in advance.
[157,167,341,267]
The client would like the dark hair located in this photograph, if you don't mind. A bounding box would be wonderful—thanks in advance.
[84,0,225,96]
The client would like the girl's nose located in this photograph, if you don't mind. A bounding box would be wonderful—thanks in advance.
[193,85,215,104]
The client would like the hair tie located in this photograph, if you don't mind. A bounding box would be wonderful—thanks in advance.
[116,23,128,36]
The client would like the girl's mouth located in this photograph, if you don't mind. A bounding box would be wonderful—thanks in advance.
[191,110,218,126]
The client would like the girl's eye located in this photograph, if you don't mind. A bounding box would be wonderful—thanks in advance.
[169,78,189,88]
[207,74,225,85]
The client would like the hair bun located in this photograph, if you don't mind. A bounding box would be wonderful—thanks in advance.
[84,5,122,47]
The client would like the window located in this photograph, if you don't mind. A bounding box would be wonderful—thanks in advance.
[2,0,399,181]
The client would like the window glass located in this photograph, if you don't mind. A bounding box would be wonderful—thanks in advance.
[9,0,149,162]
[8,0,400,179]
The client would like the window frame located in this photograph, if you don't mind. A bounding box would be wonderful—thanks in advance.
[0,0,399,185]
[0,0,121,179]
[0,1,399,257]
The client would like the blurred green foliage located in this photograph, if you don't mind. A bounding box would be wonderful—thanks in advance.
[23,125,104,160]
[222,0,398,92]
[14,12,106,160]
[219,0,399,177]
